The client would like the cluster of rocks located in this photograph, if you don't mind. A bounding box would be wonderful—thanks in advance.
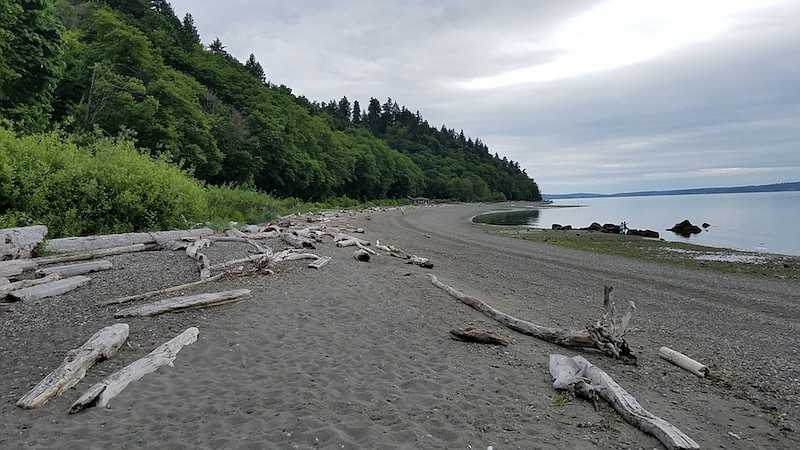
[668,220,710,237]
[551,222,660,238]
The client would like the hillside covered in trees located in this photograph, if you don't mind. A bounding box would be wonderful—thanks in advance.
[1,0,540,206]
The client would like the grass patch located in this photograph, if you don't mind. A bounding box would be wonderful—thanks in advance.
[487,227,800,281]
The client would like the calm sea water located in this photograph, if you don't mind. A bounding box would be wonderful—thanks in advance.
[475,191,800,256]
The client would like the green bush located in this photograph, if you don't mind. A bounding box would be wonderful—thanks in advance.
[0,127,207,237]
[205,184,281,226]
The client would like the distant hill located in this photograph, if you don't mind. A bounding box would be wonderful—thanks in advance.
[544,181,800,199]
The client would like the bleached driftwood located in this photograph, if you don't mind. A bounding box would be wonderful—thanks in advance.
[353,249,371,262]
[32,244,147,266]
[408,255,433,268]
[115,289,252,318]
[69,327,199,413]
[1,225,48,260]
[209,253,273,273]
[549,354,699,450]
[0,273,62,300]
[186,238,211,279]
[45,229,213,254]
[208,236,271,254]
[308,256,331,269]
[659,347,709,377]
[428,274,635,360]
[0,259,38,278]
[275,253,320,263]
[96,273,226,307]
[333,233,369,246]
[35,260,113,278]
[450,326,510,346]
[16,323,130,410]
[0,277,7,286]
[9,275,91,302]
[281,231,316,249]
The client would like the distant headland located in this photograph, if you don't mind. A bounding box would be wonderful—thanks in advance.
[544,181,800,200]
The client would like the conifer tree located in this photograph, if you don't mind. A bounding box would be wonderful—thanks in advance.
[245,53,266,83]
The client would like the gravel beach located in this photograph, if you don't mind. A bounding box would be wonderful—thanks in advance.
[2,203,798,449]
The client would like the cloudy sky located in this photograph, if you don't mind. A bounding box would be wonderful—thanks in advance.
[168,0,800,194]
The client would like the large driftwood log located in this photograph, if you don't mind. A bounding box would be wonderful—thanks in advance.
[115,289,252,318]
[9,275,91,302]
[32,244,147,266]
[96,273,226,307]
[428,274,635,361]
[69,327,199,413]
[1,273,62,300]
[1,225,48,260]
[659,347,709,377]
[35,260,113,278]
[0,259,38,278]
[209,253,273,273]
[45,229,213,254]
[186,239,211,279]
[549,354,699,450]
[17,323,130,410]
[281,231,316,249]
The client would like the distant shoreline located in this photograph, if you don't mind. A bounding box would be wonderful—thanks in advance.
[544,181,800,199]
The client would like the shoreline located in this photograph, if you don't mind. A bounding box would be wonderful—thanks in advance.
[2,203,798,448]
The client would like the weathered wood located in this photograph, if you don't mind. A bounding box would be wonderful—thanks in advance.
[275,252,320,263]
[45,229,213,254]
[209,253,273,273]
[0,277,8,286]
[1,273,62,300]
[186,238,211,279]
[1,225,48,260]
[281,231,316,249]
[308,256,331,269]
[428,274,635,360]
[0,259,38,278]
[408,255,433,268]
[659,347,709,377]
[35,260,113,278]
[69,327,199,413]
[115,289,252,318]
[332,233,369,246]
[208,236,271,254]
[32,244,147,266]
[9,275,91,302]
[353,249,371,262]
[16,323,130,410]
[550,354,699,450]
[450,326,511,346]
[96,273,226,307]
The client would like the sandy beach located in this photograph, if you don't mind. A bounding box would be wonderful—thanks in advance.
[2,203,798,449]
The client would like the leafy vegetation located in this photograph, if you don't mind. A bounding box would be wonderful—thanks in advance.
[0,0,541,237]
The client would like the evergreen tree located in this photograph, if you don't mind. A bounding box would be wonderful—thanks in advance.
[337,96,351,122]
[208,37,227,55]
[352,100,361,125]
[181,13,201,45]
[0,0,66,133]
[244,53,266,83]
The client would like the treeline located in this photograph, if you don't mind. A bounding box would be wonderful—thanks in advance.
[1,0,540,206]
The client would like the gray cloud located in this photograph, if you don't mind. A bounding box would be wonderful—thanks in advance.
[169,0,800,193]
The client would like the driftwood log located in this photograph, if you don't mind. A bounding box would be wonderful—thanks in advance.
[35,260,113,278]
[17,323,130,410]
[186,238,211,279]
[115,289,252,318]
[659,347,709,377]
[69,327,199,413]
[0,259,38,278]
[450,326,511,346]
[408,255,433,268]
[9,275,91,302]
[428,274,635,361]
[353,249,371,262]
[1,225,48,260]
[32,244,148,266]
[550,354,699,450]
[0,273,62,300]
[281,231,316,249]
[45,229,213,254]
[96,273,226,307]
[308,256,331,269]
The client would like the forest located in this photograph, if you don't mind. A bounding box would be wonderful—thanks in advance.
[0,0,540,237]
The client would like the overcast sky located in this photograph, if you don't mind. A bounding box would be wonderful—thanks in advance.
[169,0,800,194]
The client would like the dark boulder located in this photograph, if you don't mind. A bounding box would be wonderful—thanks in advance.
[601,223,621,234]
[702,222,710,228]
[668,220,702,237]
[552,224,572,231]
[628,229,660,238]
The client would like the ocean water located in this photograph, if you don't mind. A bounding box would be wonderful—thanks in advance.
[475,191,800,256]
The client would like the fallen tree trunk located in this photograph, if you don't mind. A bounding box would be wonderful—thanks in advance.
[659,347,709,378]
[35,260,113,278]
[115,289,252,318]
[450,326,510,346]
[1,225,48,260]
[96,273,225,307]
[1,273,62,300]
[45,229,213,254]
[550,354,699,450]
[32,244,148,266]
[17,323,130,410]
[427,274,635,361]
[69,327,199,413]
[9,275,91,302]
[0,259,38,278]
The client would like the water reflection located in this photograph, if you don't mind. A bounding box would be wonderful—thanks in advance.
[473,209,540,226]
